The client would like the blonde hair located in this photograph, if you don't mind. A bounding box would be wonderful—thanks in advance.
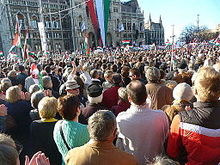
[6,86,21,103]
[38,96,58,119]
[195,66,220,102]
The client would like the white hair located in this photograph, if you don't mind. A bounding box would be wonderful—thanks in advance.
[87,94,103,104]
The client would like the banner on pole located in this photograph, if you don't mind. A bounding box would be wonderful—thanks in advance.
[38,22,47,52]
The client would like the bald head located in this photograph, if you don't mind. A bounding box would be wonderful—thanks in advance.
[126,80,147,105]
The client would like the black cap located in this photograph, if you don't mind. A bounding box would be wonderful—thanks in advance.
[87,84,103,97]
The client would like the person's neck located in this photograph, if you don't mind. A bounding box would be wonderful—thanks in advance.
[88,138,113,144]
[71,117,78,122]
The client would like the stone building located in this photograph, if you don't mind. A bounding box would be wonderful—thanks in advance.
[0,0,72,54]
[120,0,145,46]
[0,0,145,54]
[144,14,164,45]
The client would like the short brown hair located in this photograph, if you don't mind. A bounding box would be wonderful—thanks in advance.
[126,80,147,105]
[57,95,80,120]
[195,66,220,102]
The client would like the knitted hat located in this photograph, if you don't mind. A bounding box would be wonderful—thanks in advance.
[87,84,103,97]
[173,82,194,101]
[66,80,80,90]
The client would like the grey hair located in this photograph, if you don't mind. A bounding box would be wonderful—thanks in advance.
[42,76,52,88]
[29,84,40,94]
[31,91,45,109]
[145,67,161,83]
[88,110,116,141]
[148,156,180,165]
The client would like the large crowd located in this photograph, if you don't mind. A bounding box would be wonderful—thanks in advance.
[0,44,220,165]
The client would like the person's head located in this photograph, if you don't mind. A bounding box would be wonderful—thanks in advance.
[173,82,194,102]
[112,73,122,86]
[44,65,51,74]
[38,97,57,120]
[7,70,17,78]
[0,82,12,93]
[0,133,20,165]
[118,87,128,102]
[29,84,40,95]
[129,68,141,80]
[88,110,117,142]
[18,65,25,73]
[1,78,12,85]
[31,91,45,109]
[90,69,99,79]
[0,133,15,147]
[194,66,220,102]
[165,80,177,90]
[87,84,103,104]
[57,95,80,120]
[121,66,130,78]
[42,76,53,89]
[104,70,113,82]
[145,67,161,83]
[148,156,180,165]
[126,80,147,105]
[65,80,80,96]
[6,86,21,103]
[0,144,20,165]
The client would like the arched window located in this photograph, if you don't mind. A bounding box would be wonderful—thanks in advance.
[31,15,38,29]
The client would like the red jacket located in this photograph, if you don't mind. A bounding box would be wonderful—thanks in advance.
[102,86,120,109]
[167,102,220,165]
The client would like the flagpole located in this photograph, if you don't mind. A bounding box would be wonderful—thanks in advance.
[170,24,175,72]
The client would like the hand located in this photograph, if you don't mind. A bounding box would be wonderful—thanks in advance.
[25,151,50,165]
[0,104,7,116]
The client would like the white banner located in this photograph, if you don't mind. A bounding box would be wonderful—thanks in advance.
[95,0,106,47]
[38,22,47,52]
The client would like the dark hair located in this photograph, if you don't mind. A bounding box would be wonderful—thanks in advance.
[90,69,98,79]
[130,68,141,77]
[112,73,122,85]
[18,65,25,72]
[57,95,80,120]
[45,65,51,74]
[121,66,130,78]
[126,80,147,105]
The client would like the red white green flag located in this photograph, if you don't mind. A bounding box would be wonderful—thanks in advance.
[0,51,3,57]
[121,40,131,44]
[28,51,38,60]
[12,16,22,48]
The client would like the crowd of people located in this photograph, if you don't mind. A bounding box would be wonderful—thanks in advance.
[0,44,220,165]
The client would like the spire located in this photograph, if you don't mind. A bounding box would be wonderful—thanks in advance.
[159,15,162,24]
[149,13,152,23]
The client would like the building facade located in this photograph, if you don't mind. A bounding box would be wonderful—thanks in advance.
[0,0,72,54]
[144,14,164,45]
[0,0,145,54]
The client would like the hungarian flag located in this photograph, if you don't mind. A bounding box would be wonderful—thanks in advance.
[12,17,21,48]
[0,51,3,57]
[28,51,38,60]
[94,0,111,47]
[121,40,131,44]
[165,39,172,46]
[8,52,20,60]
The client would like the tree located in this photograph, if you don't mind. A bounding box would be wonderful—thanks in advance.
[179,25,208,43]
